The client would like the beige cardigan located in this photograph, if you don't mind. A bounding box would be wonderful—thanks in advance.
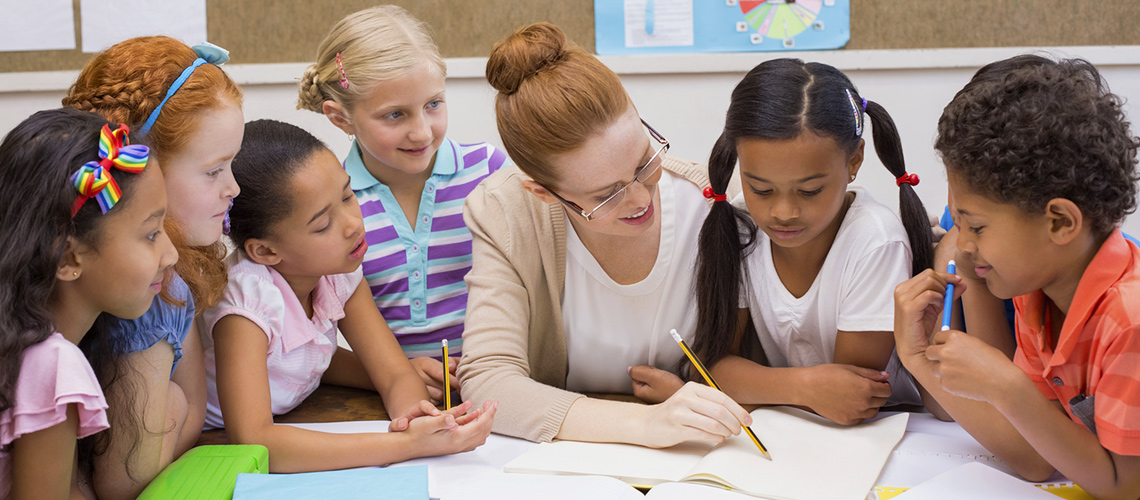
[457,156,712,442]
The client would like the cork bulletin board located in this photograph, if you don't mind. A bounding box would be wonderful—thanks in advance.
[2,0,1138,73]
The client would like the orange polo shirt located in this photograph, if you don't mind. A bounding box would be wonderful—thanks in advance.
[1013,229,1140,456]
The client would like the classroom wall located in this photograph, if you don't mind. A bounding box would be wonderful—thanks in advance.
[3,46,1140,237]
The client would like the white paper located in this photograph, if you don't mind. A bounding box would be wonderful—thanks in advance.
[623,0,693,48]
[282,421,643,500]
[893,462,1057,500]
[79,0,207,53]
[505,407,909,500]
[0,0,76,52]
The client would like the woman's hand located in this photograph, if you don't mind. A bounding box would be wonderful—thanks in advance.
[637,382,752,449]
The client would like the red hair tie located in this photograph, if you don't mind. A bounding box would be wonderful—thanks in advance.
[895,173,920,187]
[703,186,727,202]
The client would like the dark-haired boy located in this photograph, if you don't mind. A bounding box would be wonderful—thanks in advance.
[894,54,1140,499]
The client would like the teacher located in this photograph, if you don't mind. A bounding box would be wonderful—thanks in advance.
[458,22,750,446]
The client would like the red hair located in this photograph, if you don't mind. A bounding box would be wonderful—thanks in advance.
[64,35,242,309]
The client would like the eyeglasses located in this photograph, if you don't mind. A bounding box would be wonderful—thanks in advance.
[546,119,670,222]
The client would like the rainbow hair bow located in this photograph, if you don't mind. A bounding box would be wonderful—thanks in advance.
[70,124,149,216]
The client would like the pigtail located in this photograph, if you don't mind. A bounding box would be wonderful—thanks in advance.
[864,100,933,275]
[687,132,758,377]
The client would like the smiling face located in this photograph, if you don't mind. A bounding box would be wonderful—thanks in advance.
[161,99,243,246]
[737,132,862,251]
[344,62,447,181]
[77,165,179,319]
[254,149,367,279]
[539,107,664,238]
[948,170,1058,299]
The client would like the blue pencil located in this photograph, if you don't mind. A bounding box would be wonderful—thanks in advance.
[941,260,956,331]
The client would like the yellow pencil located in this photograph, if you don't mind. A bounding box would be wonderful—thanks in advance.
[670,329,771,460]
[442,339,451,410]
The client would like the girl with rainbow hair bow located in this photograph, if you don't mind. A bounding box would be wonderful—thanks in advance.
[63,36,241,499]
[0,108,177,499]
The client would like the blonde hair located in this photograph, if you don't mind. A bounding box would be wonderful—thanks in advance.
[298,5,446,116]
[486,23,630,185]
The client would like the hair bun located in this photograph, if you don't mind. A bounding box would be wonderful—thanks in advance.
[486,22,568,95]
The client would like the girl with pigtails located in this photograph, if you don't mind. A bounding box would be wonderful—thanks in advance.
[653,59,935,425]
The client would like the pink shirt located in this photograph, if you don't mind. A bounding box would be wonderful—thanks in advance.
[0,333,108,497]
[200,253,363,429]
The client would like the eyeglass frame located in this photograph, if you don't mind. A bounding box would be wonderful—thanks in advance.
[544,119,671,222]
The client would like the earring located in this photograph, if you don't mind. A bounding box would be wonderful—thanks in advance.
[72,271,78,277]
[849,175,856,182]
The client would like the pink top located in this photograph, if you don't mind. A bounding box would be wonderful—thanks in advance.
[0,333,108,497]
[200,253,363,429]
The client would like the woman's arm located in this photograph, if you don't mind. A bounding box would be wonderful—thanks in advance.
[10,405,80,500]
[336,280,429,419]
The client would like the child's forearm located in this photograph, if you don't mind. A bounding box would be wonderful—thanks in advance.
[898,352,1055,480]
[228,423,417,473]
[992,378,1140,499]
[379,369,431,418]
[711,355,816,406]
[958,278,1016,357]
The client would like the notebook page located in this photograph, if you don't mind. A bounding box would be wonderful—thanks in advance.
[503,439,716,487]
[683,407,910,500]
[892,462,1057,499]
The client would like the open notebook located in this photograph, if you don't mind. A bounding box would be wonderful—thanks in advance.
[504,406,909,500]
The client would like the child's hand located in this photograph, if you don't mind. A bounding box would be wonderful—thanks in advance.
[388,400,475,432]
[925,330,1025,402]
[639,382,751,449]
[893,269,965,360]
[629,365,684,404]
[409,356,460,403]
[404,400,497,457]
[803,364,892,425]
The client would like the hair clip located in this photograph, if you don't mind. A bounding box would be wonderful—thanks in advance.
[222,198,233,234]
[71,124,149,216]
[336,52,350,89]
[845,89,864,137]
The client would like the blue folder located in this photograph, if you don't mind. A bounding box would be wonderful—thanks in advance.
[233,465,428,500]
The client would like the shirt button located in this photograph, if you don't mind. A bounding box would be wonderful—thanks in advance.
[426,185,435,193]
[411,244,419,253]
[1053,377,1064,386]
[421,215,430,224]
[412,270,422,281]
[413,299,422,308]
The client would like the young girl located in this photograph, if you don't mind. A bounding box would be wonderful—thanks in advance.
[0,108,177,498]
[685,59,933,425]
[61,36,242,499]
[298,5,508,402]
[202,119,495,473]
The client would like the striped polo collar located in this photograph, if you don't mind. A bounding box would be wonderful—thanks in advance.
[343,139,459,191]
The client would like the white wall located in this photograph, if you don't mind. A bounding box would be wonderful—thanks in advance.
[4,46,1140,235]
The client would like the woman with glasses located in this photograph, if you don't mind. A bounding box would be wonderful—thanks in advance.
[456,22,753,446]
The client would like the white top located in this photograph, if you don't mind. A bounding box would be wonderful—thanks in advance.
[200,253,364,429]
[562,171,709,393]
[741,187,910,367]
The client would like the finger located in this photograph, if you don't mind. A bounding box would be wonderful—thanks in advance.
[676,424,729,446]
[388,417,408,432]
[931,329,958,345]
[417,399,442,417]
[454,407,481,426]
[870,381,892,398]
[845,365,890,381]
[868,396,890,408]
[426,384,444,402]
[441,400,473,418]
[447,356,460,374]
[627,365,657,383]
[691,384,752,426]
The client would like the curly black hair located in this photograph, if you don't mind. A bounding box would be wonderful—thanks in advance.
[935,54,1140,237]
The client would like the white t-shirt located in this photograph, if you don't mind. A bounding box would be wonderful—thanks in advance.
[741,187,919,404]
[562,171,709,393]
